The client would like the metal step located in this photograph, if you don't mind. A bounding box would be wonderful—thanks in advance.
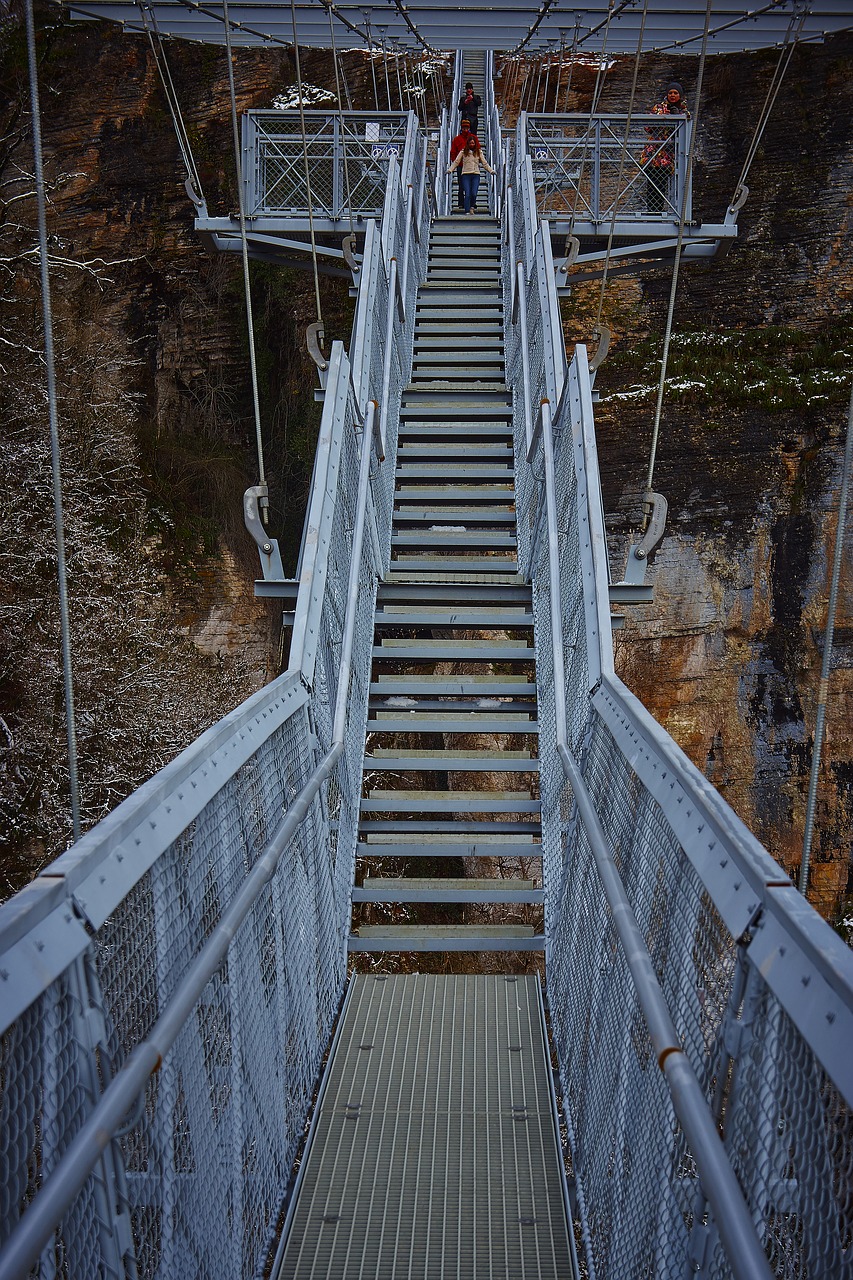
[348,926,543,952]
[408,366,505,379]
[397,442,512,456]
[390,534,517,550]
[399,404,512,418]
[414,322,503,336]
[397,425,513,439]
[372,639,531,660]
[373,606,532,626]
[369,694,535,711]
[352,878,543,904]
[392,510,516,525]
[360,792,540,813]
[357,838,542,857]
[377,582,530,602]
[359,818,542,833]
[396,465,513,479]
[367,714,538,733]
[382,572,523,586]
[371,676,536,695]
[388,555,519,571]
[364,751,537,773]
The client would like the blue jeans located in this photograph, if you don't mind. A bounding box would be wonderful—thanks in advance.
[460,172,480,213]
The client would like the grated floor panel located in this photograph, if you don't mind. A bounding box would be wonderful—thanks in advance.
[275,974,574,1279]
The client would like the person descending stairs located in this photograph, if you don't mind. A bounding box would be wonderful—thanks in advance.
[349,214,544,956]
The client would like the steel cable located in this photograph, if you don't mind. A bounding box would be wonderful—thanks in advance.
[325,1,355,235]
[593,0,650,332]
[642,0,714,520]
[800,388,853,896]
[137,0,205,200]
[287,0,325,332]
[25,0,81,841]
[221,0,269,500]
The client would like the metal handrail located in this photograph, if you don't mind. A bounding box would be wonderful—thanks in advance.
[533,394,774,1280]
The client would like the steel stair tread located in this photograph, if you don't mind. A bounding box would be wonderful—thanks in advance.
[364,752,538,772]
[359,820,542,833]
[348,926,544,951]
[352,878,544,903]
[367,717,538,732]
[356,839,542,856]
[371,676,536,693]
[360,794,541,813]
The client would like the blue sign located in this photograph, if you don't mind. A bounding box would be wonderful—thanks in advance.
[371,144,400,160]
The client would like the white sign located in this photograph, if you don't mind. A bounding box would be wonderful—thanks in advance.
[371,143,400,160]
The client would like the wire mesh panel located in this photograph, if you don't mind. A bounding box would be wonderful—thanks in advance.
[245,111,412,218]
[522,114,692,222]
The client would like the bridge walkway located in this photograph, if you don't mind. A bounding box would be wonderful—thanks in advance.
[349,215,544,954]
[274,974,574,1278]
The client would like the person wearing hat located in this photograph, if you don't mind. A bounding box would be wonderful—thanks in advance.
[642,81,690,214]
[456,82,481,136]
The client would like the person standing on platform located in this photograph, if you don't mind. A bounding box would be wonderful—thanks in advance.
[448,135,495,214]
[456,82,481,136]
[450,118,479,212]
[642,81,690,214]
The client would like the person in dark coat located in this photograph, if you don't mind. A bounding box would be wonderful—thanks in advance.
[450,118,479,211]
[642,81,689,214]
[456,82,481,135]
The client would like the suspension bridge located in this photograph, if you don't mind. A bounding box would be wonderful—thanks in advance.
[2,8,853,1280]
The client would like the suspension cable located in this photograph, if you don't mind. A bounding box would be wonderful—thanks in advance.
[593,0,650,331]
[554,36,566,113]
[288,0,324,333]
[562,21,581,111]
[364,15,380,112]
[800,387,853,898]
[221,0,268,501]
[642,0,714,520]
[730,8,806,205]
[566,0,618,236]
[325,1,355,235]
[392,40,404,109]
[25,0,81,841]
[137,1,205,200]
[381,35,392,110]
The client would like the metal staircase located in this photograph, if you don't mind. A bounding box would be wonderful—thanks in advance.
[3,50,853,1280]
[350,215,544,953]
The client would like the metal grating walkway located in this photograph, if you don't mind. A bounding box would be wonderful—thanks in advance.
[275,974,574,1279]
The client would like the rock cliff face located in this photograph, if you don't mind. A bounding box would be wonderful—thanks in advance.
[0,13,359,878]
[1,13,851,927]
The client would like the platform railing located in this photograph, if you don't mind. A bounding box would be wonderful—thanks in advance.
[518,110,692,223]
[505,149,853,1280]
[0,119,430,1280]
[243,109,416,219]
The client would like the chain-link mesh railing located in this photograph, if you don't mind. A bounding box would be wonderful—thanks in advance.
[506,140,853,1280]
[245,111,413,219]
[519,113,692,222]
[0,112,431,1280]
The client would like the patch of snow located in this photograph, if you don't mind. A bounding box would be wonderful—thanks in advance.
[431,524,467,531]
[385,696,418,707]
[272,84,336,109]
